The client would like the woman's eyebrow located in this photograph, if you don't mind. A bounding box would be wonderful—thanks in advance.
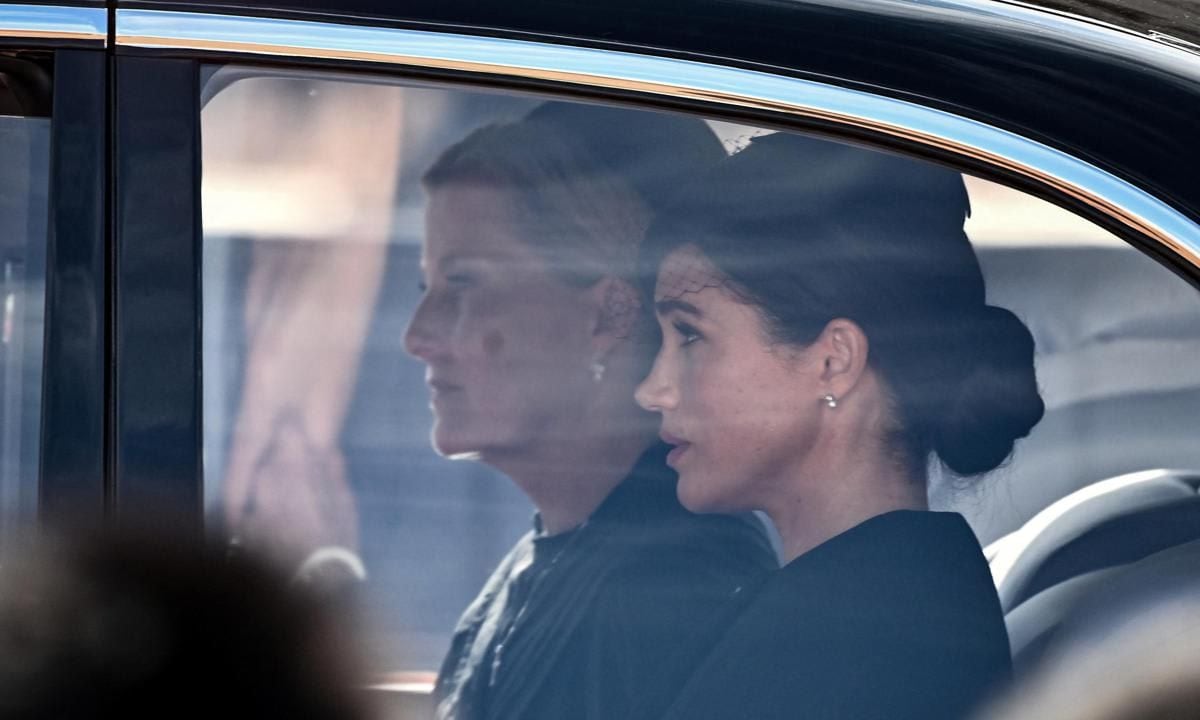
[654,298,703,317]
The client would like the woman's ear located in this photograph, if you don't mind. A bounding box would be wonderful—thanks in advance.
[817,318,870,399]
[587,276,643,355]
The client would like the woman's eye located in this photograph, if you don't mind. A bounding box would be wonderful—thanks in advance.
[446,273,476,288]
[673,321,701,347]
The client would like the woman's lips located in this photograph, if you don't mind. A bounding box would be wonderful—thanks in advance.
[427,380,464,409]
[661,431,691,467]
[666,443,691,467]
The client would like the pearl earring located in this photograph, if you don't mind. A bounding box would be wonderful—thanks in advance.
[590,361,606,383]
[822,393,838,409]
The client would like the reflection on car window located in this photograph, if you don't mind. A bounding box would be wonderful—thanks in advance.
[198,66,1200,690]
[0,112,49,544]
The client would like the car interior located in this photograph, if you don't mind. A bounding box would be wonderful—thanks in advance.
[960,243,1200,675]
[191,71,1200,683]
[211,210,1200,677]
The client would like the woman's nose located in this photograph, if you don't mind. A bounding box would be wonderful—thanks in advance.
[403,294,449,362]
[635,351,679,413]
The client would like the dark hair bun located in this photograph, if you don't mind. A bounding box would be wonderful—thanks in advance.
[643,131,1045,480]
[934,306,1045,475]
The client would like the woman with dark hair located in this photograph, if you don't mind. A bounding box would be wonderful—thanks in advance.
[404,104,774,720]
[635,132,1044,720]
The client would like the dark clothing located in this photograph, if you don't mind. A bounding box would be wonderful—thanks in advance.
[661,511,1011,720]
[433,444,776,720]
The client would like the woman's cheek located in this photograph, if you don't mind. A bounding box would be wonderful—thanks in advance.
[453,298,502,359]
[679,352,697,391]
[482,330,505,357]
[684,357,711,411]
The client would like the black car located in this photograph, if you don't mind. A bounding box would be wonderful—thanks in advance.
[3,0,1200,716]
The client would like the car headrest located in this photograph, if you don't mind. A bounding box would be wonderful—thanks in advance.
[1006,538,1200,675]
[988,469,1200,612]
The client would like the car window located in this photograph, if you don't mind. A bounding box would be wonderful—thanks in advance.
[198,65,1200,678]
[0,70,50,544]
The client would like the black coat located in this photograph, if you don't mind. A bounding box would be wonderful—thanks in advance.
[433,443,777,720]
[661,510,1011,720]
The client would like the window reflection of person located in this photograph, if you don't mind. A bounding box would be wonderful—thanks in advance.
[635,133,1045,720]
[216,80,405,568]
[405,105,775,720]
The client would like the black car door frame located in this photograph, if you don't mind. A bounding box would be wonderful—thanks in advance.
[0,3,109,526]
[110,53,201,532]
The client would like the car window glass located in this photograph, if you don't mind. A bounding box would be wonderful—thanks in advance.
[0,103,49,544]
[198,65,1200,680]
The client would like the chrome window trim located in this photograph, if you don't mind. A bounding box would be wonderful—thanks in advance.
[0,4,106,45]
[116,8,1200,274]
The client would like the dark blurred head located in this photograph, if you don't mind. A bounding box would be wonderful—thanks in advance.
[979,586,1200,720]
[640,132,1044,480]
[0,532,371,720]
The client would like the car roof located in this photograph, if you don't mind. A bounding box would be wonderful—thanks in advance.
[1033,0,1199,46]
[119,0,1200,47]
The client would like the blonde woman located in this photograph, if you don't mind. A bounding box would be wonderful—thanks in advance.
[405,104,774,720]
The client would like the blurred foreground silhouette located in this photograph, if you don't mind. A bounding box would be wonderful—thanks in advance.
[979,581,1200,720]
[0,531,373,720]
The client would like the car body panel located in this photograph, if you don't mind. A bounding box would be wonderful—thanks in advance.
[1031,0,1200,46]
[3,0,1200,706]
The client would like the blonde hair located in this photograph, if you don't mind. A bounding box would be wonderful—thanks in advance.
[423,118,649,288]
